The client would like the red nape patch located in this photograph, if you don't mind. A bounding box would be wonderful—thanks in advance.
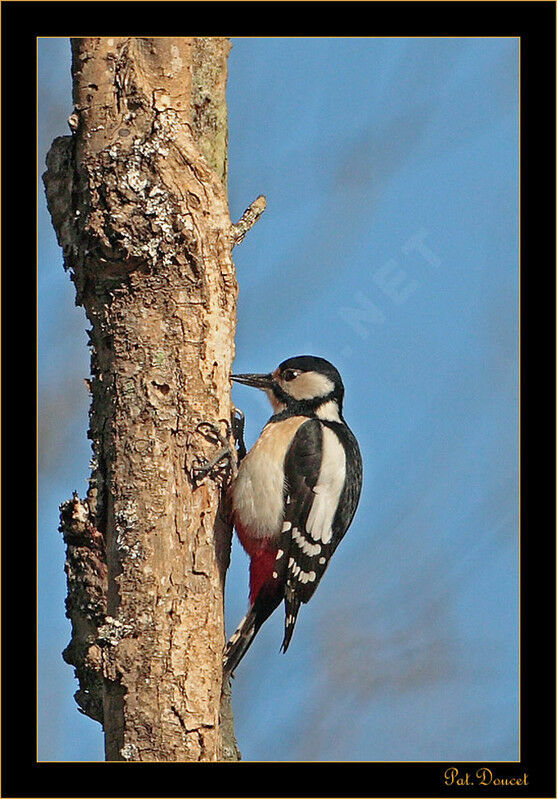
[249,547,279,604]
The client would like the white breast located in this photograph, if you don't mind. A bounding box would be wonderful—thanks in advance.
[232,416,307,539]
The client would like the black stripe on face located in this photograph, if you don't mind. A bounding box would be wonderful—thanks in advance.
[269,391,339,421]
[270,381,291,405]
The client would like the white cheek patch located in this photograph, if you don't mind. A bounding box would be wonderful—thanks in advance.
[287,372,335,401]
[306,427,346,544]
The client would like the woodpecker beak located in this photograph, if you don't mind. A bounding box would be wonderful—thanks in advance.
[231,373,275,390]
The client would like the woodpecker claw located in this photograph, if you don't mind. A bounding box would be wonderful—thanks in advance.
[232,408,246,461]
[196,419,231,447]
[191,412,245,487]
[191,447,234,485]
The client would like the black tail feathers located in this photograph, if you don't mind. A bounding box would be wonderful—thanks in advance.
[280,594,301,654]
[223,593,283,677]
[223,607,259,678]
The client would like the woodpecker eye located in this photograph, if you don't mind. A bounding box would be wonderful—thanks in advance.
[282,369,300,382]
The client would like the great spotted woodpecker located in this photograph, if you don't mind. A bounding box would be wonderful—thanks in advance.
[223,355,363,677]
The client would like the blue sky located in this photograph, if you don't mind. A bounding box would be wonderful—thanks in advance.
[38,37,519,761]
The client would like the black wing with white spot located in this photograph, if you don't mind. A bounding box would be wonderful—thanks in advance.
[278,417,362,652]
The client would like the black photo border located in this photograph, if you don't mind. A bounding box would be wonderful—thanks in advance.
[2,2,555,797]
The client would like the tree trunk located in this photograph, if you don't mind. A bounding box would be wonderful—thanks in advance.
[43,36,243,762]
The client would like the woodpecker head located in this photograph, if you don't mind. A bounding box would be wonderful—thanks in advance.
[232,355,344,420]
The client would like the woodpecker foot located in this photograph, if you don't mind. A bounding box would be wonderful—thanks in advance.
[191,410,245,487]
[231,407,246,461]
[192,421,234,486]
[192,446,234,485]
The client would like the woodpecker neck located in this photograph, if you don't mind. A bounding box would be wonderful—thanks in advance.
[315,398,342,422]
[268,391,344,423]
[265,388,287,414]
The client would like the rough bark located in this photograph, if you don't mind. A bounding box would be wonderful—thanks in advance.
[44,37,243,762]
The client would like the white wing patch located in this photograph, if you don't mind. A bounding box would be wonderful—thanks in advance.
[306,427,346,544]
